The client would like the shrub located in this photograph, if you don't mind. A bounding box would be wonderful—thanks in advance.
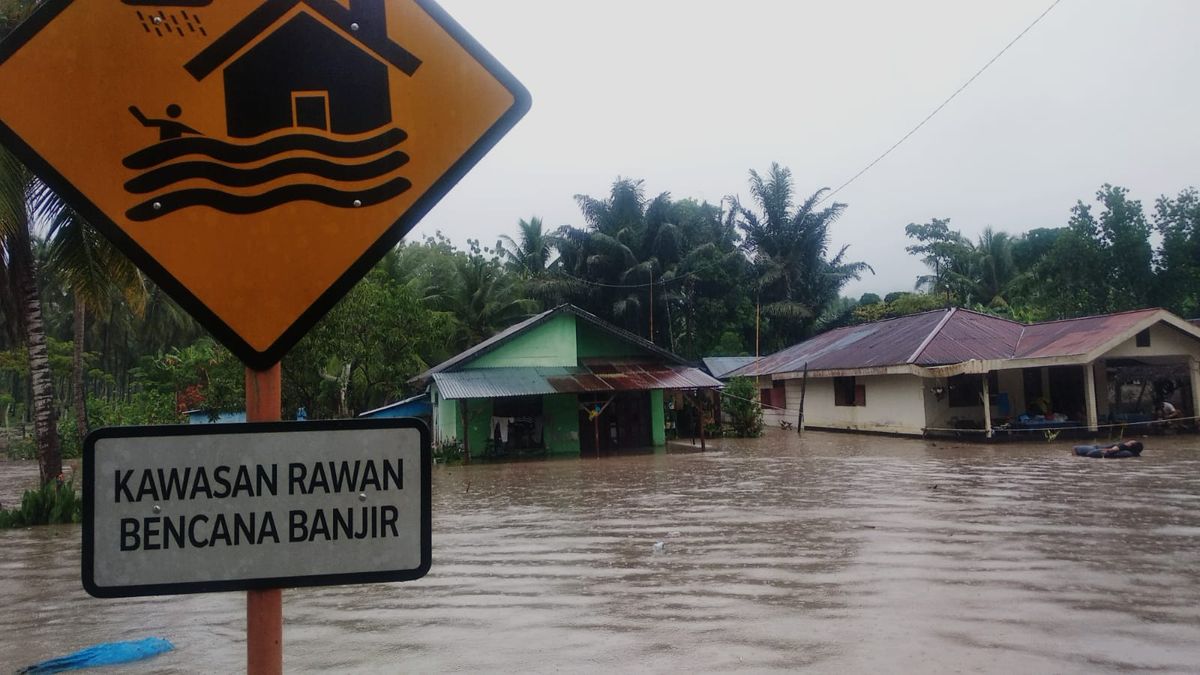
[88,391,181,427]
[2,433,36,461]
[724,376,764,437]
[0,479,82,528]
[58,415,83,459]
[433,441,463,464]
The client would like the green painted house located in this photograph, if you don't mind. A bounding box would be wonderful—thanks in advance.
[412,304,721,457]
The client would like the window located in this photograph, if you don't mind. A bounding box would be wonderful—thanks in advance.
[1135,329,1151,347]
[835,377,864,406]
[948,372,999,408]
[760,388,773,408]
[772,382,787,409]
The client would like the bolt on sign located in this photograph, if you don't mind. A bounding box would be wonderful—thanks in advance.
[0,0,530,368]
[83,419,431,598]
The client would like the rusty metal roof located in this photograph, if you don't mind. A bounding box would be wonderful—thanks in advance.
[432,363,721,400]
[728,307,1187,377]
[915,311,1023,365]
[728,310,954,377]
[1013,308,1161,358]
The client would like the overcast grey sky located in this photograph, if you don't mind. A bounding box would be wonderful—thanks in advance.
[415,0,1199,297]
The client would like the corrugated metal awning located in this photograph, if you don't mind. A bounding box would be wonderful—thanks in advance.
[432,363,721,400]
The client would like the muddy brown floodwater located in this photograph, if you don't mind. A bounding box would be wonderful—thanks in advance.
[2,431,1199,673]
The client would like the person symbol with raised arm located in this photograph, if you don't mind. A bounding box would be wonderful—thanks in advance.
[128,104,201,141]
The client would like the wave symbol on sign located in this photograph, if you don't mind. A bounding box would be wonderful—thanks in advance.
[121,127,411,222]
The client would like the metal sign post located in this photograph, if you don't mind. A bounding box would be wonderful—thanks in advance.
[246,365,283,675]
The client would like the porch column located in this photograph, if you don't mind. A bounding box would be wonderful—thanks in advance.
[1083,364,1098,432]
[1190,358,1200,418]
[1093,361,1110,419]
[981,372,992,438]
[649,389,666,447]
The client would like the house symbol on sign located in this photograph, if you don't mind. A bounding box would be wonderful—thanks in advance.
[122,0,422,221]
[185,0,422,138]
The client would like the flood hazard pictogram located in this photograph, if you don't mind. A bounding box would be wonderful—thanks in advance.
[121,0,420,222]
[0,0,529,365]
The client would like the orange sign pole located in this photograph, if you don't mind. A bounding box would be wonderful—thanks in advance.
[245,364,283,675]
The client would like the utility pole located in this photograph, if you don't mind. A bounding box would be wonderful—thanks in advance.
[649,272,654,342]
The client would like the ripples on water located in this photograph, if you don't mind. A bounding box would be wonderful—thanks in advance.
[1,432,1198,673]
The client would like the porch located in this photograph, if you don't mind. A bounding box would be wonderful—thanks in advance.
[924,357,1199,439]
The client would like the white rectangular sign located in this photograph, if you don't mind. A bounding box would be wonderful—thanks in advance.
[82,419,430,598]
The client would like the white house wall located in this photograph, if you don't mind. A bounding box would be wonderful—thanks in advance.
[920,368,1023,432]
[768,374,928,435]
[1102,323,1200,360]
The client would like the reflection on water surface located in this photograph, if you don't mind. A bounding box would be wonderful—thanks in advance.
[2,431,1198,672]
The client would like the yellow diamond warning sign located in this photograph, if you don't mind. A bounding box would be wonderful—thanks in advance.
[0,0,530,368]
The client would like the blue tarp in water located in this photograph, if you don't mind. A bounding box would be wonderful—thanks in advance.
[19,637,173,673]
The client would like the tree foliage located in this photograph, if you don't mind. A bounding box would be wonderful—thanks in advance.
[723,376,763,438]
[732,163,871,349]
[894,183,1197,324]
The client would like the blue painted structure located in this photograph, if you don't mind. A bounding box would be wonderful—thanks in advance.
[358,393,431,420]
[185,410,247,425]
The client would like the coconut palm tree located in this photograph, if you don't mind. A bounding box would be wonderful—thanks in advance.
[498,216,556,277]
[0,145,62,483]
[45,207,146,437]
[497,216,581,309]
[557,178,684,343]
[732,163,871,347]
[424,249,537,349]
[971,227,1019,307]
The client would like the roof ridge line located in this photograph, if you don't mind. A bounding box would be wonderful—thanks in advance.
[953,306,1025,325]
[1014,324,1028,358]
[1029,306,1163,327]
[906,308,956,364]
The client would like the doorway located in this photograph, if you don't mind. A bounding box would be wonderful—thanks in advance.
[578,391,652,454]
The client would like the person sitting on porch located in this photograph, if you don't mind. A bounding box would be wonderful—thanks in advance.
[1155,401,1181,422]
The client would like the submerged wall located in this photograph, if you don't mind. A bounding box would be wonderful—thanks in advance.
[650,389,665,446]
[543,393,581,455]
[769,374,927,435]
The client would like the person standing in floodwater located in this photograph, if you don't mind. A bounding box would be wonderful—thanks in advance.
[128,104,201,141]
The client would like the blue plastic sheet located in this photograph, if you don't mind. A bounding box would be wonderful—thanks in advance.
[19,637,173,673]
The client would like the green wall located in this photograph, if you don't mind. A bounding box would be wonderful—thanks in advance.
[434,388,492,457]
[469,313,577,368]
[435,386,457,444]
[649,389,665,446]
[543,393,580,455]
[576,322,656,359]
[462,398,492,457]
[434,310,676,458]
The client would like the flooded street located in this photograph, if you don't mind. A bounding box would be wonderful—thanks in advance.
[2,430,1199,673]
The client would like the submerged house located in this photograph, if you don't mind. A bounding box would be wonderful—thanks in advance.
[411,304,722,457]
[727,307,1200,437]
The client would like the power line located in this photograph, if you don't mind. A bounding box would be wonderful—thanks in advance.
[818,0,1063,205]
[552,268,704,289]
